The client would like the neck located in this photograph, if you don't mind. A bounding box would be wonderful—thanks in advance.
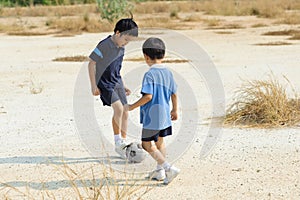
[148,59,163,66]
[110,35,118,47]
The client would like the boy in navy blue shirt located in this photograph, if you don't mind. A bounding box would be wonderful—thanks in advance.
[128,37,180,185]
[88,18,138,159]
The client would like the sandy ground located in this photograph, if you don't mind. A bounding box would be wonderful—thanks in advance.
[0,15,300,199]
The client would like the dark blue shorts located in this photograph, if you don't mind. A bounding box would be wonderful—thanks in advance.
[100,85,127,106]
[142,126,172,142]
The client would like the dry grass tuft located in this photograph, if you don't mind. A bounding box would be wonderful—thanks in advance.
[215,31,234,34]
[0,23,24,32]
[7,31,50,36]
[278,12,300,25]
[289,33,300,40]
[0,4,98,17]
[206,23,244,30]
[46,16,113,34]
[254,41,292,46]
[263,29,300,40]
[251,23,268,28]
[224,75,300,128]
[53,55,88,62]
[29,74,43,94]
[263,29,300,36]
[201,0,299,18]
[1,159,153,199]
[204,18,223,28]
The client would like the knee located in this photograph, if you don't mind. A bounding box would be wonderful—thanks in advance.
[141,142,147,151]
[113,105,123,117]
[142,142,156,153]
[122,109,128,119]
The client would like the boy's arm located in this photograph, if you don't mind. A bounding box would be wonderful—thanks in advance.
[171,93,178,120]
[121,78,131,96]
[129,94,152,111]
[88,59,100,96]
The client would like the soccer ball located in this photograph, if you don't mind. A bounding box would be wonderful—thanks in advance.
[125,142,146,163]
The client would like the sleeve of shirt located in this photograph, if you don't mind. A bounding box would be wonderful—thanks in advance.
[89,43,104,62]
[141,72,154,95]
[170,72,177,94]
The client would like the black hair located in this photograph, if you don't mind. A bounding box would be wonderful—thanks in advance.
[114,18,138,37]
[142,37,165,60]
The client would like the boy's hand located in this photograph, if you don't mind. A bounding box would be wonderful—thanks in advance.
[92,86,100,96]
[171,110,178,121]
[125,87,131,96]
[124,104,134,111]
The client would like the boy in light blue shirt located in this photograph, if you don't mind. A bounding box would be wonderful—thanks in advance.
[128,37,180,185]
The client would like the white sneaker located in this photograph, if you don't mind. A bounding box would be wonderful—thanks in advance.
[164,166,180,185]
[149,168,166,181]
[115,139,127,159]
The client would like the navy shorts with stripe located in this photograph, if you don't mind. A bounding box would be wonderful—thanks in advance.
[142,126,172,142]
[100,85,127,106]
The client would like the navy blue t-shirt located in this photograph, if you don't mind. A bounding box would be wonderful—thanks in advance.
[89,36,125,90]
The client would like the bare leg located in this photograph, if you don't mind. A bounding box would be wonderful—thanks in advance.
[121,109,128,139]
[142,141,165,165]
[155,136,166,158]
[111,100,123,136]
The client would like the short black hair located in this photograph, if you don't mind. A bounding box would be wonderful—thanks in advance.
[114,18,138,37]
[142,37,165,60]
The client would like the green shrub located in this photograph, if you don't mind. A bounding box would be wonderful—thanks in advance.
[96,0,133,23]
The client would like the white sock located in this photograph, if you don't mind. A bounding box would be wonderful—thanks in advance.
[157,164,163,170]
[162,161,171,170]
[114,134,121,143]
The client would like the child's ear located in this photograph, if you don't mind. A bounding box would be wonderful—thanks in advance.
[143,54,149,60]
[115,30,121,36]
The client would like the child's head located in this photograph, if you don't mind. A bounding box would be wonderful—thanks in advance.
[113,18,138,48]
[114,18,138,37]
[142,37,165,60]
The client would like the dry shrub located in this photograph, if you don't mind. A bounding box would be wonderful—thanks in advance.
[201,0,296,18]
[138,17,177,29]
[134,2,171,14]
[225,76,300,128]
[183,14,202,22]
[0,4,98,17]
[0,23,24,33]
[204,18,222,27]
[47,16,113,34]
[279,12,300,25]
[134,1,203,14]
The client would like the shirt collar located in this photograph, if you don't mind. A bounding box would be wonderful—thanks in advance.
[150,64,166,69]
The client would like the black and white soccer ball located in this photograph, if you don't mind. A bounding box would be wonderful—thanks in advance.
[125,142,146,163]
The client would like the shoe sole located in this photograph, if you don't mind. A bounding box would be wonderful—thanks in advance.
[115,148,127,159]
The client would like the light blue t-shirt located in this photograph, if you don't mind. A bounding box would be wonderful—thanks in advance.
[140,64,177,130]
